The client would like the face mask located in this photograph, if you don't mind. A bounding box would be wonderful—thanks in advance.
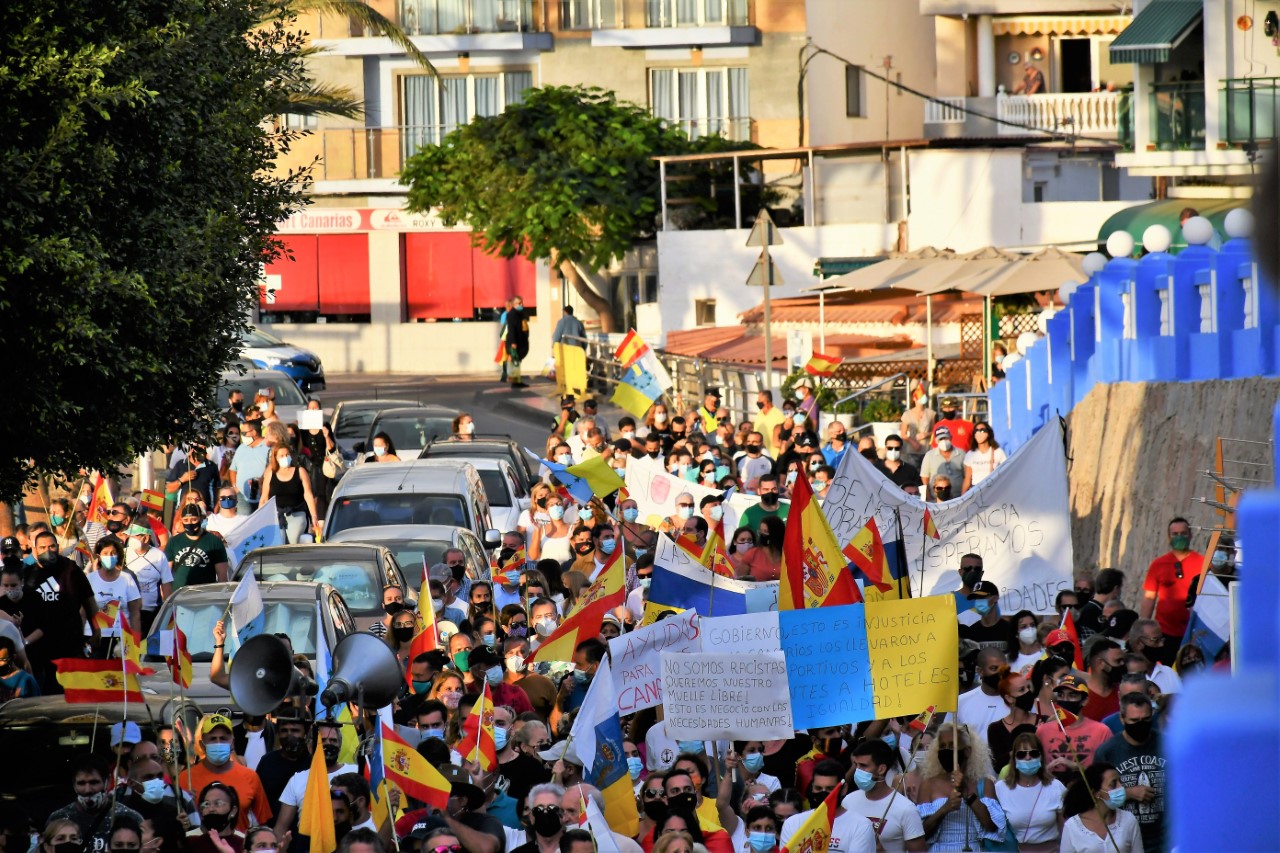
[131,537,147,553]
[677,740,704,755]
[981,673,1001,691]
[626,756,644,779]
[321,743,341,763]
[1210,550,1231,569]
[1105,663,1124,686]
[1018,627,1038,645]
[574,542,593,556]
[452,650,470,673]
[973,599,994,616]
[278,456,292,468]
[616,506,638,524]
[100,555,118,570]
[280,734,305,754]
[1057,697,1085,715]
[937,749,957,773]
[141,778,168,803]
[677,506,694,520]
[735,541,752,554]
[257,402,270,413]
[494,727,508,750]
[785,471,797,486]
[4,588,21,602]
[106,519,125,534]
[935,487,952,500]
[1014,691,1038,712]
[860,448,878,461]
[708,505,723,522]
[37,550,59,568]
[885,449,901,461]
[942,410,957,420]
[1106,787,1127,809]
[50,515,65,528]
[557,453,573,466]
[938,439,953,451]
[600,538,616,555]
[536,617,557,637]
[853,768,876,792]
[748,832,775,853]
[760,492,779,506]
[638,577,651,589]
[548,505,566,521]
[1015,758,1042,776]
[183,521,202,535]
[743,752,765,774]
[508,624,527,638]
[532,810,563,838]
[240,434,252,445]
[77,791,107,811]
[201,813,231,833]
[1170,533,1191,551]
[219,497,237,510]
[1123,719,1153,742]
[667,792,697,812]
[420,726,445,740]
[746,444,762,455]
[486,665,503,686]
[54,843,83,853]
[373,445,387,457]
[572,668,591,685]
[505,657,525,673]
[205,743,233,765]
[655,413,668,424]
[392,626,415,643]
[430,598,444,613]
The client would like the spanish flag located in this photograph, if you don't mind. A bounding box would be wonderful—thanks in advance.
[85,476,114,527]
[55,658,145,705]
[613,329,650,371]
[140,489,165,513]
[804,353,842,377]
[92,600,121,632]
[528,547,625,664]
[779,475,861,610]
[843,518,893,593]
[168,613,193,689]
[298,732,337,853]
[923,507,940,539]
[499,546,526,576]
[1059,609,1085,670]
[382,723,451,811]
[457,683,498,771]
[119,611,154,676]
[907,705,936,733]
[781,783,841,853]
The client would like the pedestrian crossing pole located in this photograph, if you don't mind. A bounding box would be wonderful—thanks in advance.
[746,209,784,397]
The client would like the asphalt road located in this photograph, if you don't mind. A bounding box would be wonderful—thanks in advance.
[311,373,550,451]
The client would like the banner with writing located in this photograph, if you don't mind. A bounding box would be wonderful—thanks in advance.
[863,595,958,717]
[660,651,793,741]
[608,610,701,714]
[778,605,874,728]
[700,612,781,654]
[624,457,763,534]
[824,419,1073,614]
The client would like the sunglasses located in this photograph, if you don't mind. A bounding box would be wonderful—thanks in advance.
[1174,560,1184,579]
[531,806,562,816]
[1014,750,1042,759]
[642,789,666,799]
[430,847,464,853]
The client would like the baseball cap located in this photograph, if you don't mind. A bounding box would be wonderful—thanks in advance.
[538,739,581,765]
[704,388,722,399]
[1044,629,1073,647]
[110,721,142,748]
[201,713,234,736]
[796,435,816,448]
[933,425,952,438]
[0,536,18,554]
[940,396,958,408]
[966,580,1000,600]
[1055,675,1089,695]
[180,503,203,519]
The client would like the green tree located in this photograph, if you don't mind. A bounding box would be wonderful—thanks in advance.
[0,0,310,500]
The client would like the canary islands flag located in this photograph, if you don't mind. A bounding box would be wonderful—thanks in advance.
[611,365,665,419]
[569,655,639,838]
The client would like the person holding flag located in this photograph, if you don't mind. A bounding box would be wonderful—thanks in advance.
[778,473,861,611]
[86,538,141,658]
[778,761,874,853]
[274,718,357,843]
[568,650,639,840]
[914,728,1006,850]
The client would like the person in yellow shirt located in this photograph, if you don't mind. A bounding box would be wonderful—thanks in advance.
[752,390,787,457]
[696,389,721,435]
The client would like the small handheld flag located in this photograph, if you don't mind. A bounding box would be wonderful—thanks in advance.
[804,353,843,377]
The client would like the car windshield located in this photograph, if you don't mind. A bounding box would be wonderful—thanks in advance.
[335,407,381,439]
[372,415,455,451]
[477,470,511,507]
[216,374,308,408]
[244,551,381,613]
[242,328,287,347]
[375,539,454,573]
[148,600,319,661]
[422,442,519,468]
[328,494,468,535]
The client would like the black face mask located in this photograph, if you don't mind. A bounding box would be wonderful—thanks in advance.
[1123,719,1153,742]
[1140,645,1163,664]
[981,673,1002,691]
[937,749,968,773]
[472,601,492,613]
[449,564,466,582]
[860,448,879,461]
[392,626,415,643]
[1051,644,1075,661]
[1104,663,1125,686]
[201,813,231,833]
[642,799,667,820]
[1075,590,1095,605]
[334,822,352,840]
[531,810,563,838]
[961,570,983,589]
[746,444,761,454]
[806,788,833,810]
[667,792,697,813]
[760,492,779,506]
[183,521,202,535]
[1057,697,1085,715]
[935,488,952,500]
[647,450,661,459]
[574,543,594,555]
[941,410,958,420]
[53,843,82,853]
[1014,691,1038,712]
[279,735,305,755]
[322,744,341,764]
[384,602,405,616]
[106,520,125,534]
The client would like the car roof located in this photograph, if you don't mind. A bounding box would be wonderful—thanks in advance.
[333,459,479,493]
[327,524,473,543]
[467,457,513,471]
[0,695,202,727]
[245,543,387,558]
[165,580,328,602]
[372,406,457,419]
[337,399,424,412]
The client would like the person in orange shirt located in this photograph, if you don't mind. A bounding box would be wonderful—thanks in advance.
[182,714,272,832]
[1140,517,1203,652]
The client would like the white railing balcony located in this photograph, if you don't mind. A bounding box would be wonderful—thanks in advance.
[997,91,1120,136]
[924,97,966,124]
[399,0,537,34]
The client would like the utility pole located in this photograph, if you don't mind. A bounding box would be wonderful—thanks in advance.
[746,209,784,395]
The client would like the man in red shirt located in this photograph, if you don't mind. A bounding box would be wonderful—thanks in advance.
[1140,517,1202,649]
[931,397,975,452]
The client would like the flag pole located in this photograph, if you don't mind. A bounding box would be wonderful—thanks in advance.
[1050,703,1122,853]
[873,722,930,833]
[892,507,908,599]
[110,625,128,813]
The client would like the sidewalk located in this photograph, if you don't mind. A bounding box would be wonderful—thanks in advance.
[474,378,631,435]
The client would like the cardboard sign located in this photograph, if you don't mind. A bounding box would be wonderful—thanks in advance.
[608,610,701,714]
[660,651,793,741]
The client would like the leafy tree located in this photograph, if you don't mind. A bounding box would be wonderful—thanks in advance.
[0,0,310,501]
[402,85,772,332]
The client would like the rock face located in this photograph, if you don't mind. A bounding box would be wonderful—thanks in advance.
[1064,378,1277,606]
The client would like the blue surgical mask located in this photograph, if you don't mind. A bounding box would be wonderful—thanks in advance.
[677,506,694,520]
[622,507,639,522]
[141,778,168,804]
[677,740,705,755]
[573,668,590,684]
[549,506,565,521]
[483,632,496,646]
[882,732,897,750]
[974,599,994,616]
[494,727,508,750]
[486,665,503,686]
[557,454,573,466]
[100,555,118,570]
[635,548,648,559]
[627,756,644,780]
[1106,787,1127,809]
[420,726,445,740]
[600,538,617,555]
[709,505,723,522]
[743,752,765,773]
[785,471,797,485]
[748,832,776,853]
[1015,758,1042,776]
[204,743,232,765]
[853,768,876,791]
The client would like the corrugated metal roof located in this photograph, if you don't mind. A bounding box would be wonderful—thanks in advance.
[1109,0,1201,64]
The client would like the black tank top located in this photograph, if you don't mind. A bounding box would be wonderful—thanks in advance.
[272,469,304,512]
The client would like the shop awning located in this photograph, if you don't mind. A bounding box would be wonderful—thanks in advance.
[993,15,1131,37]
[1097,198,1246,252]
[1108,0,1201,65]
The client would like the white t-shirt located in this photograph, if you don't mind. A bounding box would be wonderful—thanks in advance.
[1010,650,1043,677]
[964,447,1007,486]
[280,763,358,810]
[86,572,142,636]
[955,686,1010,734]
[780,809,876,853]
[1149,662,1182,695]
[1058,809,1143,853]
[127,548,174,611]
[994,779,1066,845]
[840,789,925,853]
[207,512,249,539]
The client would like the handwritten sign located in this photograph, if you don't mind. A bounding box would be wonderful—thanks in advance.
[864,595,958,716]
[779,605,873,728]
[660,651,793,741]
[700,611,781,654]
[608,610,701,714]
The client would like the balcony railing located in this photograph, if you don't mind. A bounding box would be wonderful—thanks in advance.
[662,116,752,142]
[1222,77,1280,146]
[560,0,620,29]
[997,91,1122,136]
[646,0,748,27]
[924,97,966,124]
[398,0,536,35]
[1149,81,1205,151]
[287,126,452,182]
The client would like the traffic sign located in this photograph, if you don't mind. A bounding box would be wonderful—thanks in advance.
[746,251,784,286]
[745,209,783,247]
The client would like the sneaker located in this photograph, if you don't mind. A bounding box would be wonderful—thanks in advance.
[511,381,529,389]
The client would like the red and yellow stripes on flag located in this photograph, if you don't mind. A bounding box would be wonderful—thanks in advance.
[907,705,936,733]
[457,683,498,771]
[92,600,121,632]
[139,489,165,513]
[54,659,145,704]
[613,329,650,370]
[119,610,154,676]
[404,558,440,693]
[923,507,940,540]
[781,783,841,853]
[804,352,843,378]
[527,547,626,664]
[779,475,862,610]
[382,723,452,811]
[85,476,114,527]
[168,614,193,689]
[843,518,893,593]
[1059,609,1085,670]
[499,547,526,575]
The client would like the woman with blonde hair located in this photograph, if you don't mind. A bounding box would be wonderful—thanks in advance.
[451,413,476,440]
[995,731,1066,852]
[653,831,697,853]
[38,821,82,853]
[260,441,321,543]
[253,389,279,426]
[428,670,465,715]
[915,724,1008,851]
[561,570,589,611]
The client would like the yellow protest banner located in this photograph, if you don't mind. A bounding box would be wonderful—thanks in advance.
[554,342,588,397]
[864,595,959,717]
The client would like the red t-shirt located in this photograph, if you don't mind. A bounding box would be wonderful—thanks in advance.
[931,418,975,452]
[1143,551,1203,637]
[1035,718,1111,782]
[1081,683,1119,722]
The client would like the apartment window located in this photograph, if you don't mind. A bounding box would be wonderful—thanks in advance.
[560,0,616,29]
[645,0,748,26]
[845,66,865,118]
[695,298,716,325]
[402,71,533,154]
[650,67,750,141]
[282,112,318,129]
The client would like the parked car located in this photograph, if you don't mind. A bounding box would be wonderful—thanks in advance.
[0,696,203,827]
[468,457,529,534]
[140,580,355,707]
[327,524,491,584]
[325,460,499,548]
[419,435,541,494]
[217,369,315,424]
[233,543,413,630]
[331,399,425,461]
[239,326,326,392]
[355,406,460,463]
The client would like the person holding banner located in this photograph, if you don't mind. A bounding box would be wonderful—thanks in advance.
[915,726,1006,851]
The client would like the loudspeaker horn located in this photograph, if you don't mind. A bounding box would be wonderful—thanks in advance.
[229,634,318,716]
[320,632,403,710]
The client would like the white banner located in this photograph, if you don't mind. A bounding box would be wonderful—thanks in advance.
[625,456,765,534]
[224,497,283,570]
[660,651,793,741]
[608,609,702,714]
[699,612,781,654]
[824,421,1072,614]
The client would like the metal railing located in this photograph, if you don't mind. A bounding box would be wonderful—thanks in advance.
[1150,81,1206,151]
[1221,77,1280,146]
[297,126,460,181]
[831,372,910,412]
[398,0,538,34]
[645,0,749,27]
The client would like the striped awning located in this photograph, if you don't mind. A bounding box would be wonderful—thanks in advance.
[1109,0,1202,64]
[993,15,1131,36]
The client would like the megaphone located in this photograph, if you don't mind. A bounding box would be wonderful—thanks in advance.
[230,635,317,716]
[320,633,403,710]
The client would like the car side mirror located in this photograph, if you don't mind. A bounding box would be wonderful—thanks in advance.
[484,529,501,548]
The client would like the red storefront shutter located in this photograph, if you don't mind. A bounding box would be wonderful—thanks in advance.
[263,235,320,311]
[317,234,370,315]
[402,232,476,320]
[472,248,537,309]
